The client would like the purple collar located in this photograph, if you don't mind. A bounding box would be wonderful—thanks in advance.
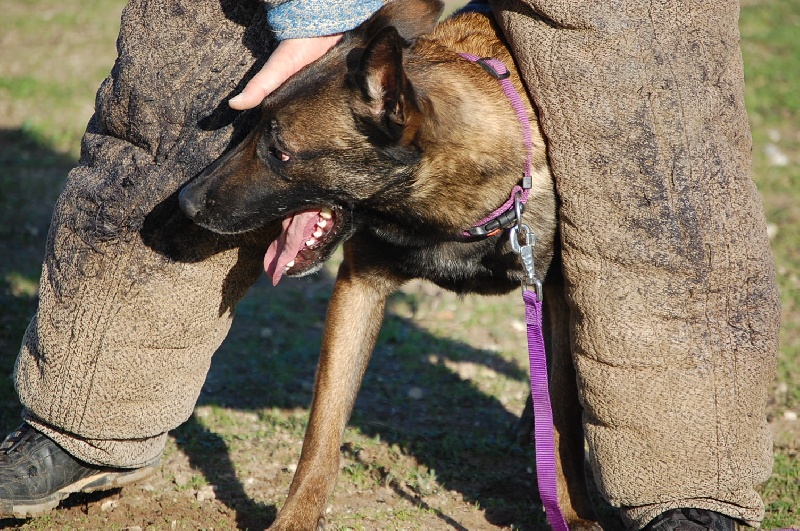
[458,53,534,239]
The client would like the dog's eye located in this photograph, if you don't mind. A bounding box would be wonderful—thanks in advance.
[269,146,291,163]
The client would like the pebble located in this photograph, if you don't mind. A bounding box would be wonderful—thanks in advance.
[766,223,778,240]
[173,472,191,488]
[783,410,797,422]
[196,485,217,502]
[764,143,789,167]
[407,387,425,400]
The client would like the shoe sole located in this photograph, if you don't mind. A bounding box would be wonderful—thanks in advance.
[1,463,158,519]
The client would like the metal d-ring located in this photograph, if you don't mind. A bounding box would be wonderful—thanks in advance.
[514,191,524,229]
[509,194,542,300]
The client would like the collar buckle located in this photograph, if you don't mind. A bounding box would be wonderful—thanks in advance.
[475,57,511,80]
[464,202,522,238]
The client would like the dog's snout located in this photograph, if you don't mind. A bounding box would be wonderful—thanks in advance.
[178,185,202,220]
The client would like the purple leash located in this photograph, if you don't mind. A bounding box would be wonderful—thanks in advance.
[524,289,570,531]
[511,217,569,531]
[459,52,570,531]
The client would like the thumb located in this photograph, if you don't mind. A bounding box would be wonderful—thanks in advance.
[229,34,342,110]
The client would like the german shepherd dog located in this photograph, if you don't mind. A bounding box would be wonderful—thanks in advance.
[180,0,599,528]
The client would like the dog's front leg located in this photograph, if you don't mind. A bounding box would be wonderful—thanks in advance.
[270,246,403,531]
[544,273,602,531]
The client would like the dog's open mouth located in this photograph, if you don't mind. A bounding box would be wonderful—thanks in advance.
[264,206,341,285]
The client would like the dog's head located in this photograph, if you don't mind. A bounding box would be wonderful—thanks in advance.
[179,0,536,284]
[179,0,446,283]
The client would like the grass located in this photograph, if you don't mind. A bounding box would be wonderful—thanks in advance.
[740,2,800,527]
[0,0,798,529]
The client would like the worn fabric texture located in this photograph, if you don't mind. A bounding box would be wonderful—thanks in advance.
[265,0,383,39]
[13,0,276,468]
[491,0,780,527]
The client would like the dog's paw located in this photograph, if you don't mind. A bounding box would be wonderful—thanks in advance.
[568,518,604,531]
[269,515,325,531]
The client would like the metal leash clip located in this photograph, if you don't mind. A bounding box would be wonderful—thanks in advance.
[509,193,543,301]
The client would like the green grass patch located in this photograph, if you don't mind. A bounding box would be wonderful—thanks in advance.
[761,451,800,528]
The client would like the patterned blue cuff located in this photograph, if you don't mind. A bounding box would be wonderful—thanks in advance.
[267,0,383,40]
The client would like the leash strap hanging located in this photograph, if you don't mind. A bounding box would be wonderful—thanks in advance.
[511,208,569,531]
[524,289,570,531]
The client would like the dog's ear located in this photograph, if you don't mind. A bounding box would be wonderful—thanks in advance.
[358,0,444,42]
[350,25,420,149]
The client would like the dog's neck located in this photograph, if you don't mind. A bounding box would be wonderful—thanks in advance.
[399,13,548,235]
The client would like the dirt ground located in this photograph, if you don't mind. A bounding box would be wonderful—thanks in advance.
[0,274,626,531]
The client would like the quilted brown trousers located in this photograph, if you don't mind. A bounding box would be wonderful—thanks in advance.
[14,0,275,468]
[492,0,780,527]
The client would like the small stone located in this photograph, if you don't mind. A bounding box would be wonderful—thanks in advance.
[100,500,117,512]
[766,223,779,240]
[783,410,798,422]
[407,387,425,400]
[196,485,217,502]
[284,463,297,473]
[765,143,789,167]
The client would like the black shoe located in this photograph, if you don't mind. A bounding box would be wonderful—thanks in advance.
[0,423,158,518]
[642,508,746,531]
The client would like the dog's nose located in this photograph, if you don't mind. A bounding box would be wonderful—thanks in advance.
[178,186,201,219]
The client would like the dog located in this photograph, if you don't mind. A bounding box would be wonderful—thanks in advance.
[179,0,599,528]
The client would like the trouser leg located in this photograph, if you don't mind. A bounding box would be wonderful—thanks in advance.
[13,0,275,468]
[492,0,780,526]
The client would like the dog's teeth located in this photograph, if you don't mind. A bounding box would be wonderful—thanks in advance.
[320,208,333,220]
[286,260,295,268]
[317,219,328,229]
[306,238,317,247]
[313,228,323,238]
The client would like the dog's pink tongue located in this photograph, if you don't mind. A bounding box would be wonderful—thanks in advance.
[264,210,320,286]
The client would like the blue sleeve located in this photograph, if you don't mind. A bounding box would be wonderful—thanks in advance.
[266,0,383,40]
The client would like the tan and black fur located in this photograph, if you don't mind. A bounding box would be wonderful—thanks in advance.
[179,0,598,528]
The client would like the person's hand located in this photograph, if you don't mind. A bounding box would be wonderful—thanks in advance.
[228,34,343,110]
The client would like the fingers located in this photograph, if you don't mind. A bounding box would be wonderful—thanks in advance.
[229,34,343,110]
